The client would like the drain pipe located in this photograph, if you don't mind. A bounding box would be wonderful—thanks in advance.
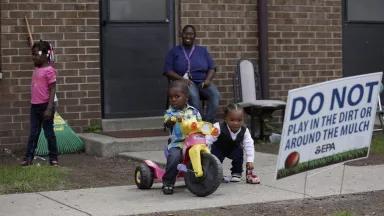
[258,0,269,99]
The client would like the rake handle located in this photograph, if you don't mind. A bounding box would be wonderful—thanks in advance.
[25,16,34,48]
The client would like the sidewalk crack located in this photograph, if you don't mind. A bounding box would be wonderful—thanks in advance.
[262,184,315,198]
[37,192,92,216]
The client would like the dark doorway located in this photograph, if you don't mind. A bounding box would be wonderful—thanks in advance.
[101,0,175,118]
[342,0,384,77]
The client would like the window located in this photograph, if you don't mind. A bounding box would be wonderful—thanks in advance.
[109,0,167,21]
[346,0,384,22]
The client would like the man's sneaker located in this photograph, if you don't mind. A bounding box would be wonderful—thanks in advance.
[230,174,242,182]
[246,169,261,184]
[162,184,174,195]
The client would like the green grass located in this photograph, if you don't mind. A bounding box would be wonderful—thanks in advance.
[333,210,353,216]
[371,133,384,154]
[84,123,102,133]
[277,147,368,179]
[0,165,70,194]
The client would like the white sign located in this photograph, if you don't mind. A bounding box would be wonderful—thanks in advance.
[276,72,383,179]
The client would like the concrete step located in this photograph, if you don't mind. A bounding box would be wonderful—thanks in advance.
[102,116,163,132]
[79,133,168,157]
[101,129,168,138]
[119,151,166,166]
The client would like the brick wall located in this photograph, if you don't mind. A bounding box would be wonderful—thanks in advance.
[180,0,342,104]
[268,0,342,100]
[0,0,342,148]
[0,0,100,149]
[180,0,260,108]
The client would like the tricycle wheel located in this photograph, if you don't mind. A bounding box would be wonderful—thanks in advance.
[134,163,154,189]
[184,153,223,197]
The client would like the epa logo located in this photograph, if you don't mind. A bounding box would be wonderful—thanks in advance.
[315,143,335,155]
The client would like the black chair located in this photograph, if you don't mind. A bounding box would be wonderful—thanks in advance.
[233,59,286,140]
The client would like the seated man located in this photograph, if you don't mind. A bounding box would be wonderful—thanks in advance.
[163,25,220,123]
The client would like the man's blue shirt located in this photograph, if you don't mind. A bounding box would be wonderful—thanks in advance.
[164,45,215,84]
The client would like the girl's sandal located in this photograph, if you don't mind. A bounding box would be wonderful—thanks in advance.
[50,160,59,167]
[246,169,261,184]
[21,160,32,166]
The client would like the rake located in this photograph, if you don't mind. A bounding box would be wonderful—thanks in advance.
[24,17,84,156]
[35,112,84,156]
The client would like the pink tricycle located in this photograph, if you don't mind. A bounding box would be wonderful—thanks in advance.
[134,119,223,197]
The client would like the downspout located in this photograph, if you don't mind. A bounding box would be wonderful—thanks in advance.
[258,0,269,99]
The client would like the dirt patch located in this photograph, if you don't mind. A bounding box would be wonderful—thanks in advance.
[59,153,141,188]
[1,149,141,189]
[345,153,384,166]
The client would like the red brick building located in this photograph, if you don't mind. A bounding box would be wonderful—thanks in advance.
[1,0,383,149]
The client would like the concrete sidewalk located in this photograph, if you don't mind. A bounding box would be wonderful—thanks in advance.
[1,151,384,216]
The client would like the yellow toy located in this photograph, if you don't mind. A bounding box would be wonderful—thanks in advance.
[135,118,223,197]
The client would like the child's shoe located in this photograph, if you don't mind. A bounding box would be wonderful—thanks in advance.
[20,158,32,166]
[223,176,231,183]
[50,160,59,167]
[246,169,261,184]
[230,174,242,182]
[162,184,174,195]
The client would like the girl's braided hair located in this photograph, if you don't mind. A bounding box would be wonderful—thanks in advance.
[224,103,244,117]
[32,40,55,63]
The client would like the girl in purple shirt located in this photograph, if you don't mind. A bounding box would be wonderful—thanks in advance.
[21,40,58,166]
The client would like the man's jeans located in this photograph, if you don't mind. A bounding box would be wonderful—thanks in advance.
[25,103,58,162]
[188,82,220,123]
